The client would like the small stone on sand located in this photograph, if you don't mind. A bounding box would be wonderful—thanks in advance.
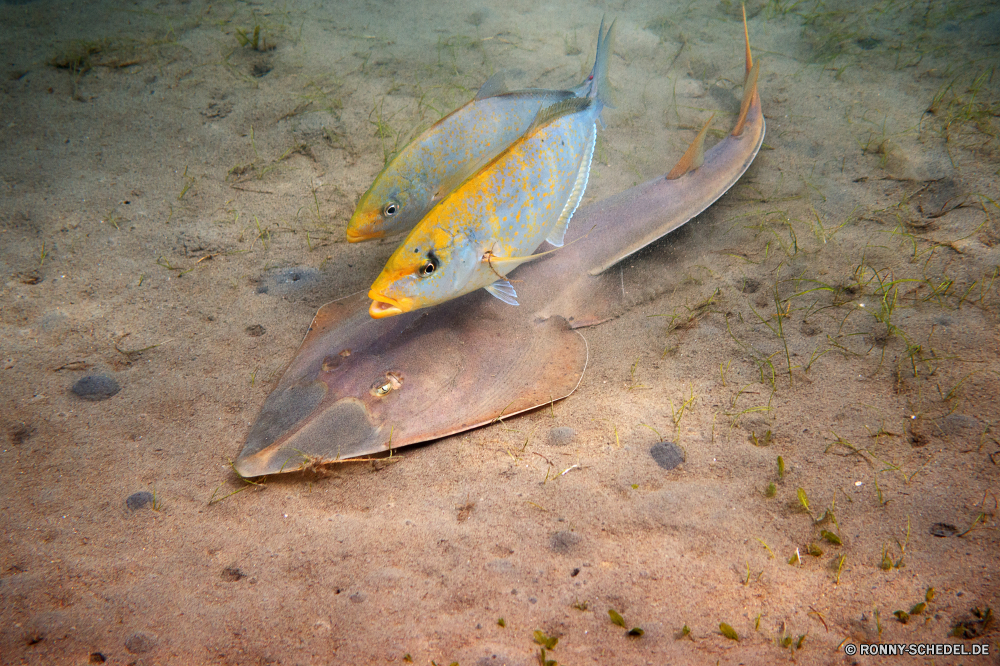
[256,266,319,295]
[221,565,246,581]
[547,427,576,446]
[550,530,581,553]
[124,631,157,654]
[71,375,120,401]
[125,491,154,511]
[650,441,684,470]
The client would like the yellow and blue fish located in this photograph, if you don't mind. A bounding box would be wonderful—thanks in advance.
[345,19,615,242]
[367,88,606,318]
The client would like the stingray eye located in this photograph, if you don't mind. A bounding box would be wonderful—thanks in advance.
[383,202,398,217]
[419,252,439,277]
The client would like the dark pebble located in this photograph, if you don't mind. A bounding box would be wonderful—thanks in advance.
[800,322,820,336]
[547,426,576,446]
[124,631,157,654]
[550,530,581,553]
[650,441,684,470]
[929,522,958,537]
[9,423,34,445]
[221,565,246,582]
[245,324,265,337]
[71,375,120,401]
[125,491,155,511]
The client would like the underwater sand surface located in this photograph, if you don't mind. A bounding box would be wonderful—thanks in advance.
[1,0,998,663]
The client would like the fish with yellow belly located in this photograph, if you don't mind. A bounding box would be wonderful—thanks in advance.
[367,94,602,319]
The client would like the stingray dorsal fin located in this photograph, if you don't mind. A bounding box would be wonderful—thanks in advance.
[547,123,596,246]
[732,59,760,137]
[475,72,508,100]
[666,113,715,180]
[732,5,761,138]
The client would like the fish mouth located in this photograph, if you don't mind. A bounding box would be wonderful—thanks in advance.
[346,227,381,243]
[346,211,384,243]
[368,293,406,319]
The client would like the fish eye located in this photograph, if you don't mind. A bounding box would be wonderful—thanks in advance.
[383,202,398,217]
[419,251,439,277]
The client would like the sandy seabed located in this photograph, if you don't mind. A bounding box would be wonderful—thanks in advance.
[1,0,998,664]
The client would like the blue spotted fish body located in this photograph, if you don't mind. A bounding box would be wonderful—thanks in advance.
[346,20,615,242]
[367,95,603,318]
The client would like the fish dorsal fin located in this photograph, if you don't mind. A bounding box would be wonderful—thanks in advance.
[666,113,715,180]
[475,72,508,100]
[484,279,519,305]
[731,54,761,137]
[547,122,596,247]
[527,97,592,134]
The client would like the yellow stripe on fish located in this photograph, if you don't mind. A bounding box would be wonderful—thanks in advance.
[345,19,615,242]
[368,96,601,318]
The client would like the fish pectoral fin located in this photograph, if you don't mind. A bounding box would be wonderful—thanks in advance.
[666,112,715,180]
[450,242,481,292]
[482,248,550,272]
[547,123,596,247]
[484,279,519,305]
[475,72,509,100]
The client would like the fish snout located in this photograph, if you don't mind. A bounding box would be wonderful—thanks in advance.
[345,211,384,242]
[346,226,382,243]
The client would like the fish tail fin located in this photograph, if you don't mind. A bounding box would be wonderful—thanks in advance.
[731,5,761,137]
[575,16,616,115]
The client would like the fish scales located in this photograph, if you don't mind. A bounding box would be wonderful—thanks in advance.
[346,19,615,242]
[347,93,573,243]
[367,97,600,317]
